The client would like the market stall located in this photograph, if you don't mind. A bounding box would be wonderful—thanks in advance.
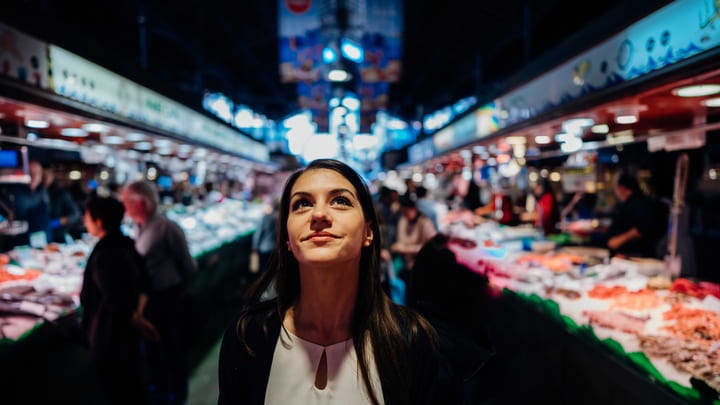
[0,199,262,346]
[438,218,719,403]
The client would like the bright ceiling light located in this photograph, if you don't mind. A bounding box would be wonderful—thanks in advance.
[103,135,125,145]
[92,145,110,154]
[177,144,192,153]
[560,136,583,153]
[672,84,720,97]
[134,142,153,151]
[615,115,638,124]
[61,128,88,137]
[340,38,364,62]
[555,133,572,142]
[69,170,82,180]
[328,69,350,82]
[342,97,360,111]
[535,135,551,144]
[156,148,173,155]
[322,47,337,64]
[126,132,146,142]
[26,119,49,129]
[550,172,562,182]
[562,118,594,134]
[154,139,173,148]
[505,136,527,145]
[702,97,720,107]
[591,124,610,134]
[82,123,110,133]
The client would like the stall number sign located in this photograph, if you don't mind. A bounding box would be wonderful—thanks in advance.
[563,166,596,193]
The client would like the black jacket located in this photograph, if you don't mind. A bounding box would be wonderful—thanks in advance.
[80,231,145,356]
[218,303,446,405]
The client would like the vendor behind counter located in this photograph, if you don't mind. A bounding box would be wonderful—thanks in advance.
[606,173,667,257]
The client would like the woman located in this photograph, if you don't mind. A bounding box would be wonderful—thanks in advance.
[391,195,437,274]
[522,180,559,235]
[80,196,156,405]
[218,159,441,405]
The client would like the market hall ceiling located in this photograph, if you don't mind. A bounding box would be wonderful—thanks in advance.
[1,0,669,123]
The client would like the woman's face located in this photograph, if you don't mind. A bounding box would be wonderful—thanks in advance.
[287,169,373,269]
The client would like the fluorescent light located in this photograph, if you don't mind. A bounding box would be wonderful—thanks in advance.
[340,38,364,62]
[126,133,146,142]
[672,84,720,97]
[555,133,572,142]
[606,133,634,145]
[342,97,360,111]
[322,47,337,63]
[505,136,527,145]
[61,128,88,137]
[702,97,720,107]
[591,124,610,134]
[387,119,407,130]
[154,139,173,148]
[69,170,82,180]
[615,115,638,124]
[134,142,153,151]
[82,123,109,133]
[26,120,49,129]
[560,136,583,153]
[103,135,124,145]
[328,69,350,82]
[92,145,110,154]
[562,118,594,134]
[535,135,551,144]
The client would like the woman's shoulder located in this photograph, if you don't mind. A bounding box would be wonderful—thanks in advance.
[221,301,281,357]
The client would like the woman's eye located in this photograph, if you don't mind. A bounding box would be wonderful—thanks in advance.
[292,198,312,211]
[332,196,353,206]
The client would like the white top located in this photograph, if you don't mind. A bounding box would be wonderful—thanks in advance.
[264,327,384,405]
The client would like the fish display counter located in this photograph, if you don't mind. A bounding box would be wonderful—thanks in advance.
[0,200,262,345]
[440,217,720,403]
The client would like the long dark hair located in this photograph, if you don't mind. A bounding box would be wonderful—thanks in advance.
[238,159,436,405]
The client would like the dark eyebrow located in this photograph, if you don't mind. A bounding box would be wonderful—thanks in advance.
[290,188,357,200]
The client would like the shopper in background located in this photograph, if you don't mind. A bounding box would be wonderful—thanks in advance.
[121,181,197,405]
[80,196,157,405]
[391,195,437,275]
[521,179,559,235]
[13,160,50,245]
[43,164,81,243]
[474,180,516,225]
[415,186,439,230]
[219,159,442,405]
[251,199,278,275]
[606,173,665,257]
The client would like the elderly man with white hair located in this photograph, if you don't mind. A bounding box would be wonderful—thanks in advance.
[121,180,196,405]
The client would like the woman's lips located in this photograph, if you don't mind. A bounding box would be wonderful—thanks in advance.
[303,232,340,241]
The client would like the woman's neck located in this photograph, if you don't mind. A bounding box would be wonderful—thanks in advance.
[286,261,360,346]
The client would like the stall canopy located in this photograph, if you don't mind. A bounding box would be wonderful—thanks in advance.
[0,22,271,167]
[405,0,720,166]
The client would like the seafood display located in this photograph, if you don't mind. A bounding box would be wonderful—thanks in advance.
[444,219,720,395]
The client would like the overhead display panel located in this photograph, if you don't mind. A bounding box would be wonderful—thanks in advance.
[48,45,269,162]
[418,0,720,161]
[0,23,50,89]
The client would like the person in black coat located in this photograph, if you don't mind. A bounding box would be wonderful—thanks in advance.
[80,196,157,405]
